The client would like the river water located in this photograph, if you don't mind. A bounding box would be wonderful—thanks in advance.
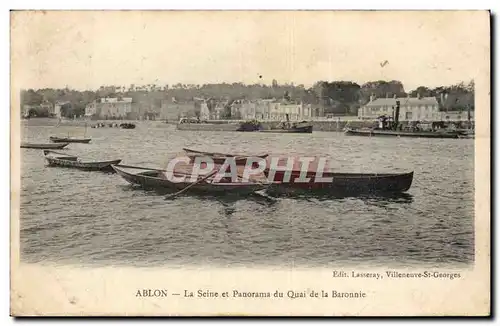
[19,121,475,268]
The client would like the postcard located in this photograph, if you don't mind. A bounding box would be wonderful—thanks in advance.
[10,10,490,316]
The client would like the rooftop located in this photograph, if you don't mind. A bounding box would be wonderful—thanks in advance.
[367,96,438,107]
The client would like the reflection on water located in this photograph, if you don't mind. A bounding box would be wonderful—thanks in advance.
[20,123,474,268]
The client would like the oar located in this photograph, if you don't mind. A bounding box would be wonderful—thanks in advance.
[165,170,218,200]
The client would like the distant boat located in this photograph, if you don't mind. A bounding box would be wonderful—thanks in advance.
[344,128,462,139]
[120,123,136,129]
[257,120,313,134]
[259,125,313,133]
[50,120,91,142]
[49,136,92,143]
[21,142,69,149]
[43,150,121,172]
[177,118,241,131]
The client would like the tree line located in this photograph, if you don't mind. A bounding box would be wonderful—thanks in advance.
[20,79,475,118]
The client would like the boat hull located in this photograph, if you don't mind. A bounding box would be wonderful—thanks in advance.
[264,170,414,196]
[183,148,269,166]
[50,137,92,143]
[344,128,460,139]
[21,142,69,149]
[259,124,313,133]
[43,150,78,161]
[120,123,136,129]
[112,165,266,195]
[45,157,122,172]
[176,123,240,132]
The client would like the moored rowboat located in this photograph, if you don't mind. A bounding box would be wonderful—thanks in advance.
[183,148,268,158]
[112,164,267,195]
[43,150,78,161]
[186,153,264,166]
[183,148,269,166]
[264,168,414,196]
[44,151,121,172]
[21,142,70,149]
[49,136,92,143]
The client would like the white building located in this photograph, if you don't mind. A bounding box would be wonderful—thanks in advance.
[85,97,133,118]
[358,94,440,121]
[237,100,312,121]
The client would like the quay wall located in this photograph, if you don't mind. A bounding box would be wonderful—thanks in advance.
[176,120,377,132]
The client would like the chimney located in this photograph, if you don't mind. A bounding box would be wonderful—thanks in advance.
[370,93,376,102]
[417,92,422,99]
[440,93,445,105]
[393,94,397,99]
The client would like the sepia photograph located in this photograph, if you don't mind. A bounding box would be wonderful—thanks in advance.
[10,9,490,316]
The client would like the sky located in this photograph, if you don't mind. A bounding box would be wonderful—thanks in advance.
[11,10,489,92]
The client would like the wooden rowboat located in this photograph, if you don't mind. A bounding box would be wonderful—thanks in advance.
[112,164,267,195]
[183,148,268,166]
[49,136,92,143]
[44,151,121,172]
[264,168,414,196]
[43,150,78,161]
[183,148,268,158]
[186,153,266,166]
[21,142,70,149]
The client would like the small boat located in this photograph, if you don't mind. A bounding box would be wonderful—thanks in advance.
[120,123,136,129]
[49,136,92,143]
[44,151,121,172]
[21,142,70,149]
[183,148,269,166]
[264,168,414,196]
[183,148,268,159]
[260,122,313,134]
[112,164,267,195]
[43,150,78,161]
[344,128,461,139]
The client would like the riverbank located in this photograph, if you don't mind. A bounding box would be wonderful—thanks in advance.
[176,119,377,132]
[21,117,377,132]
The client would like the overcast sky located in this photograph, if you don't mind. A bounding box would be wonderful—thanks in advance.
[11,10,489,92]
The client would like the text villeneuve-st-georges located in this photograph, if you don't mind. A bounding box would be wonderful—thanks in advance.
[335,270,462,280]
